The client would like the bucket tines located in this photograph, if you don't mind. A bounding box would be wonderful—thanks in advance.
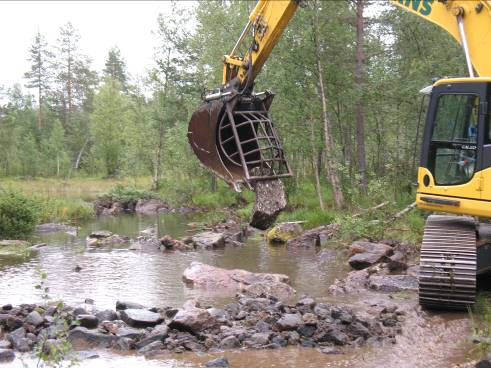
[187,92,292,190]
[217,94,292,184]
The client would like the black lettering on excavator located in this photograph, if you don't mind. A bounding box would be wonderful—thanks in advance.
[398,0,434,16]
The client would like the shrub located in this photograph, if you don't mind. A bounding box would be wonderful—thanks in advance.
[97,185,156,208]
[0,190,39,238]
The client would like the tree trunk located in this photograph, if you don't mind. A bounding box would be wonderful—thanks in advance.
[152,121,164,191]
[312,2,344,209]
[355,0,367,195]
[310,118,324,210]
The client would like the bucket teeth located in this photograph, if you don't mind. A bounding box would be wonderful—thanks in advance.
[418,215,476,310]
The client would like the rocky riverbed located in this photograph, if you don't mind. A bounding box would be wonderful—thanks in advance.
[0,291,405,363]
[0,213,483,367]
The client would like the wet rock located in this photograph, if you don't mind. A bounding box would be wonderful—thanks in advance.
[250,179,287,230]
[206,357,230,368]
[159,235,191,251]
[115,337,133,351]
[35,223,78,235]
[313,304,331,319]
[116,327,144,339]
[168,308,218,334]
[0,340,11,349]
[25,310,43,327]
[387,251,408,272]
[329,269,370,295]
[135,324,169,349]
[266,222,303,244]
[348,241,393,270]
[0,349,14,362]
[207,308,227,323]
[191,232,225,249]
[89,230,113,239]
[271,335,287,347]
[135,199,168,215]
[76,314,99,329]
[250,332,270,346]
[101,201,124,216]
[298,325,316,338]
[137,340,164,355]
[116,301,144,310]
[212,220,249,245]
[86,231,129,247]
[318,346,342,355]
[368,275,418,292]
[183,262,293,300]
[95,309,118,322]
[285,225,339,249]
[68,327,118,348]
[242,280,296,301]
[30,243,48,251]
[1,304,12,311]
[220,335,240,349]
[276,314,303,331]
[7,327,30,352]
[120,309,163,328]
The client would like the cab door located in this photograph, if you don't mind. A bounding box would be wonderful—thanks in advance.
[419,81,487,205]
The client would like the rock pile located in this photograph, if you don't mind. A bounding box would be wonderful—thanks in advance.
[182,262,296,301]
[0,295,405,361]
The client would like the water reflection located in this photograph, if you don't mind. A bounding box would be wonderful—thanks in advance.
[0,213,346,309]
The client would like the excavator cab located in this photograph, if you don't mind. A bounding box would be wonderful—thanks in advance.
[417,78,490,217]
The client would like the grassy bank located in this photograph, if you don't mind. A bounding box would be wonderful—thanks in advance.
[0,176,426,244]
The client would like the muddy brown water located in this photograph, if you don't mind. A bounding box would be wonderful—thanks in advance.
[0,212,477,367]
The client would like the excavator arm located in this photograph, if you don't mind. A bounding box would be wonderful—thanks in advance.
[391,0,491,77]
[189,0,491,191]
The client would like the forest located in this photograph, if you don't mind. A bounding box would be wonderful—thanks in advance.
[0,0,467,215]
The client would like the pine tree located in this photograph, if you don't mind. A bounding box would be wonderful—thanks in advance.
[103,47,128,92]
[24,32,53,130]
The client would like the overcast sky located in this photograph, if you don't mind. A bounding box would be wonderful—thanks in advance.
[0,1,186,91]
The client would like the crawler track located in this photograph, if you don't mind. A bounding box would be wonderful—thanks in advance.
[419,215,476,310]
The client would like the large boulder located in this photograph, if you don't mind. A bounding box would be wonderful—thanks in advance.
[250,179,287,230]
[285,224,339,249]
[168,308,218,334]
[242,280,296,301]
[266,222,303,244]
[348,241,393,269]
[368,275,418,292]
[183,262,294,300]
[135,199,168,215]
[191,232,225,249]
[68,327,118,348]
[120,309,163,328]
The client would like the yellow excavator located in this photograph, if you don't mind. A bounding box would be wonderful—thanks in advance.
[187,0,491,310]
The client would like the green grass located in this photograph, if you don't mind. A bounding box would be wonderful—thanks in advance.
[470,293,491,357]
[36,197,94,223]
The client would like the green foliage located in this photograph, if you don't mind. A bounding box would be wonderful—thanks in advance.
[0,190,39,238]
[470,293,491,357]
[98,184,156,207]
[36,197,94,223]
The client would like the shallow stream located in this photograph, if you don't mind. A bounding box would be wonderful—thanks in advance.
[0,212,477,367]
